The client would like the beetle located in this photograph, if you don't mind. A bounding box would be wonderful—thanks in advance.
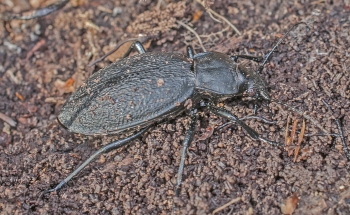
[44,23,307,198]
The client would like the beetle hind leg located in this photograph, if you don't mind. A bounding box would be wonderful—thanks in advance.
[42,126,150,196]
[172,110,197,212]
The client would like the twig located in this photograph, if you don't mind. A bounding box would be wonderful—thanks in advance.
[294,119,305,162]
[0,112,17,127]
[156,0,164,10]
[195,0,241,35]
[207,11,222,23]
[176,20,206,52]
[212,197,241,214]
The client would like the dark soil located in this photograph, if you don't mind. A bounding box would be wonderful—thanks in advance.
[1,0,350,214]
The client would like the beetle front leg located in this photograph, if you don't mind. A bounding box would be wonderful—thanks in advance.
[43,126,150,195]
[173,110,197,211]
[206,104,282,147]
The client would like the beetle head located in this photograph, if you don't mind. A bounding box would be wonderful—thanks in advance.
[236,64,271,101]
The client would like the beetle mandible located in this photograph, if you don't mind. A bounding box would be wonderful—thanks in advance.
[44,23,305,198]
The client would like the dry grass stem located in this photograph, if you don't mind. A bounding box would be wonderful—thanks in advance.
[176,20,206,52]
[195,0,241,35]
[212,197,241,214]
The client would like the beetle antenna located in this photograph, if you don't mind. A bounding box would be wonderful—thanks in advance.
[257,22,308,74]
[271,99,331,138]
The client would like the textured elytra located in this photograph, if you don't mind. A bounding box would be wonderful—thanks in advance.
[58,52,195,135]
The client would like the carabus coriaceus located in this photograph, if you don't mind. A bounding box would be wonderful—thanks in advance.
[45,22,348,205]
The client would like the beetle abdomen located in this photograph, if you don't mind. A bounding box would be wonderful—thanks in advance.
[58,52,195,135]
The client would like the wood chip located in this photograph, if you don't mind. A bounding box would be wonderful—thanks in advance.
[0,112,17,127]
[281,193,299,215]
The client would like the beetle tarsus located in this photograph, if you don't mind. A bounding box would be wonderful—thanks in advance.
[207,103,283,147]
[218,115,277,130]
[207,104,259,140]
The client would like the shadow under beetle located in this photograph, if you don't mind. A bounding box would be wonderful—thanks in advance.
[45,23,304,199]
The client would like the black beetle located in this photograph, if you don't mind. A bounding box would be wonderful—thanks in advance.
[45,23,304,198]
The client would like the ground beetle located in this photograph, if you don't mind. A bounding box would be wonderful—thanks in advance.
[45,23,304,199]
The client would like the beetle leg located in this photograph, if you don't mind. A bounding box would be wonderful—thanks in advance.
[122,41,146,58]
[254,103,259,115]
[173,110,197,211]
[231,55,264,63]
[207,104,282,147]
[88,40,147,67]
[43,126,150,195]
[0,0,69,21]
[252,99,274,118]
[186,46,194,59]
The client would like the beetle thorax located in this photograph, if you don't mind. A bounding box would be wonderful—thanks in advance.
[194,52,243,98]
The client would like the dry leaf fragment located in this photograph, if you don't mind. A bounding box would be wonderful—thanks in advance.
[281,192,299,215]
[54,78,75,95]
[198,126,214,141]
[15,92,24,100]
[25,39,46,60]
[192,10,203,22]
[0,112,17,127]
[294,119,305,162]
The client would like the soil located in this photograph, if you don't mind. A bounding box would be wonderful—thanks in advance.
[0,0,350,214]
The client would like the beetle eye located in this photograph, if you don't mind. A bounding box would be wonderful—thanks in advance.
[247,88,256,97]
